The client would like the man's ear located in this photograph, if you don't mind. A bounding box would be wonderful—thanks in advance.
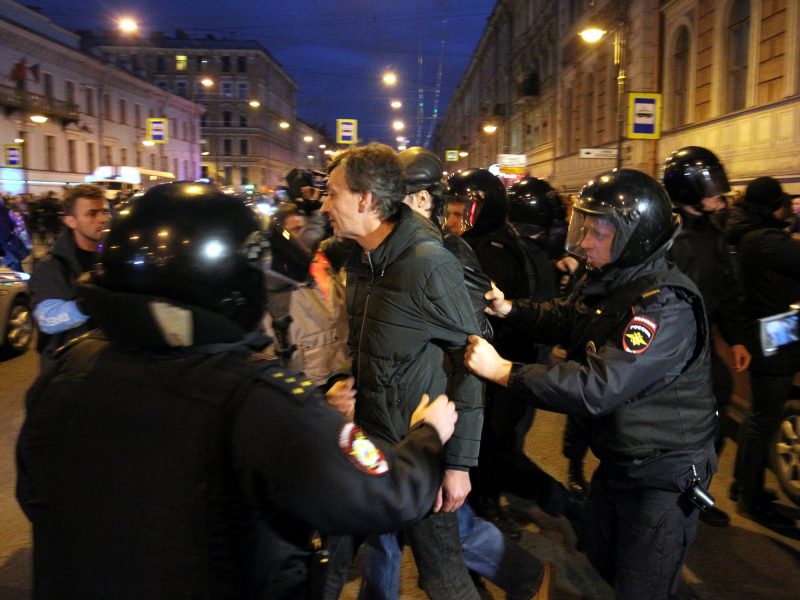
[358,191,373,213]
[417,190,433,212]
[62,214,77,230]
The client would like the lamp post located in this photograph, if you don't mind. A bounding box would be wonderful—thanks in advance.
[580,0,628,169]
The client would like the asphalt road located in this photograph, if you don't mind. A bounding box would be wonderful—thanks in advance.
[1,346,799,599]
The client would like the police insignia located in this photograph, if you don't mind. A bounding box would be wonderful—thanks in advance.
[338,422,389,475]
[622,315,658,354]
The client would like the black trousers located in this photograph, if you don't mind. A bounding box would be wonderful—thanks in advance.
[583,464,702,600]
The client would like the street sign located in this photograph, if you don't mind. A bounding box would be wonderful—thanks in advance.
[146,118,169,144]
[4,144,23,168]
[497,154,526,168]
[445,150,459,162]
[627,93,662,139]
[579,147,618,159]
[336,118,358,144]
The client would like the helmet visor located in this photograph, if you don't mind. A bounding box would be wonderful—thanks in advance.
[696,165,731,198]
[565,210,631,269]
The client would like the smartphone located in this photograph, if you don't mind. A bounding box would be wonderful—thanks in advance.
[759,308,799,356]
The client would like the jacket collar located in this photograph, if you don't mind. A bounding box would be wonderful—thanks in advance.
[50,229,84,277]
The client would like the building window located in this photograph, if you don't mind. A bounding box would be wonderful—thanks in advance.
[119,98,127,124]
[237,56,247,73]
[103,93,112,121]
[672,26,690,127]
[150,154,156,169]
[67,139,77,172]
[84,87,95,116]
[727,0,750,112]
[240,166,249,185]
[135,104,141,129]
[65,81,76,106]
[156,80,168,92]
[224,166,233,184]
[223,111,232,127]
[240,138,249,155]
[46,136,56,171]
[121,147,128,165]
[237,82,249,99]
[196,55,207,70]
[104,145,112,165]
[136,149,142,167]
[223,138,232,155]
[584,74,595,147]
[221,56,231,72]
[87,142,95,171]
[201,165,209,179]
[156,56,166,72]
[175,54,188,71]
[222,82,233,98]
[239,114,248,127]
[43,73,53,98]
[161,156,168,171]
[175,80,188,98]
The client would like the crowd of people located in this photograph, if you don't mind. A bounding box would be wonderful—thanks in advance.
[12,144,800,600]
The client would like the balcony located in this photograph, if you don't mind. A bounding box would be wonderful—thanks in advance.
[0,84,80,126]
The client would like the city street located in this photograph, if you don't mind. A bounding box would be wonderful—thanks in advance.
[1,346,799,599]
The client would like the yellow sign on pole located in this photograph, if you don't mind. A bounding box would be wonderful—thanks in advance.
[4,144,23,168]
[336,119,358,144]
[445,150,459,162]
[627,93,662,140]
[146,117,169,144]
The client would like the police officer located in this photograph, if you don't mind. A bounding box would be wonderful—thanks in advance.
[16,182,458,600]
[465,169,717,600]
[284,167,329,251]
[663,146,752,527]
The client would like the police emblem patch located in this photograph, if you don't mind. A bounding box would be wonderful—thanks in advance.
[622,315,658,354]
[338,422,389,475]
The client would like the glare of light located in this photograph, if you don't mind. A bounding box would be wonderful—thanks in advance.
[398,145,407,151]
[13,138,23,143]
[201,151,209,156]
[249,100,261,108]
[142,140,155,146]
[29,115,48,123]
[482,123,498,134]
[118,18,138,33]
[279,121,290,129]
[303,135,313,142]
[392,120,405,131]
[396,136,406,143]
[185,185,204,195]
[307,154,314,160]
[157,230,169,237]
[579,27,607,43]
[459,151,469,157]
[382,72,398,86]
[324,150,334,155]
[200,77,214,87]
[203,240,224,259]
[319,144,326,149]
[390,100,402,109]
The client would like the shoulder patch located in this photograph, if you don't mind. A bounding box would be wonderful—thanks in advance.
[622,315,658,354]
[338,422,389,475]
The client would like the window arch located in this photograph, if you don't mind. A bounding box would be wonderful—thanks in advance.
[726,0,750,112]
[672,26,690,127]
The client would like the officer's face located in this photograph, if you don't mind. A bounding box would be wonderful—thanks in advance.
[444,201,467,235]
[579,216,615,269]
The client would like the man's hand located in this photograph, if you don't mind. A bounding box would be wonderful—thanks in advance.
[465,335,512,386]
[731,344,751,372]
[555,255,579,274]
[484,281,512,317]
[434,469,471,513]
[326,376,356,417]
[410,394,457,445]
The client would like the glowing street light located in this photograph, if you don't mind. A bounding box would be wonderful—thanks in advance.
[278,121,290,129]
[29,115,48,123]
[14,138,24,143]
[200,77,214,88]
[248,100,261,108]
[319,144,327,149]
[482,123,498,134]
[398,145,407,151]
[382,71,398,86]
[142,140,155,147]
[390,100,402,109]
[303,135,313,142]
[395,136,406,143]
[579,27,607,43]
[118,18,138,34]
[459,151,469,158]
[392,120,405,131]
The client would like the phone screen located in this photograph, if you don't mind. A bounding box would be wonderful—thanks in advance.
[759,310,800,356]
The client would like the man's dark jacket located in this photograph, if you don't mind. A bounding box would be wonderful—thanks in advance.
[504,247,717,478]
[344,204,483,470]
[28,229,94,358]
[16,281,444,599]
[725,204,800,374]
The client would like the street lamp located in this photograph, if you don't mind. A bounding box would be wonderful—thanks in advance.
[278,121,290,129]
[29,115,48,124]
[303,135,313,143]
[392,120,405,131]
[390,100,402,109]
[580,0,628,169]
[118,18,138,34]
[482,123,498,134]
[382,71,398,86]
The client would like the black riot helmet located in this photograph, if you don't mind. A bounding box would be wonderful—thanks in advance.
[507,177,556,236]
[398,146,443,193]
[96,182,269,331]
[662,146,730,209]
[565,169,678,269]
[444,168,509,237]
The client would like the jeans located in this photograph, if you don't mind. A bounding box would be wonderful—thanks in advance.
[360,505,541,600]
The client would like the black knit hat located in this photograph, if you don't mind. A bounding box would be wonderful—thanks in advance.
[744,176,793,211]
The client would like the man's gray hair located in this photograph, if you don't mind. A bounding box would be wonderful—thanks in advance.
[328,143,405,221]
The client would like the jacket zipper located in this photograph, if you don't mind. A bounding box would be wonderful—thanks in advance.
[356,250,375,391]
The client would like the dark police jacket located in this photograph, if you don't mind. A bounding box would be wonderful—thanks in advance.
[345,204,483,470]
[16,282,444,600]
[505,251,717,481]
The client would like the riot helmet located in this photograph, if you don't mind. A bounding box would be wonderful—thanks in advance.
[267,204,314,282]
[565,169,677,269]
[507,177,556,236]
[444,168,508,237]
[398,147,445,221]
[96,182,269,331]
[662,146,730,209]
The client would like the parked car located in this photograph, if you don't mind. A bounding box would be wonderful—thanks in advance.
[0,266,33,357]
[772,375,800,505]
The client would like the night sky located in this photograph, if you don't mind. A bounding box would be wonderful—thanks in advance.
[25,0,496,146]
